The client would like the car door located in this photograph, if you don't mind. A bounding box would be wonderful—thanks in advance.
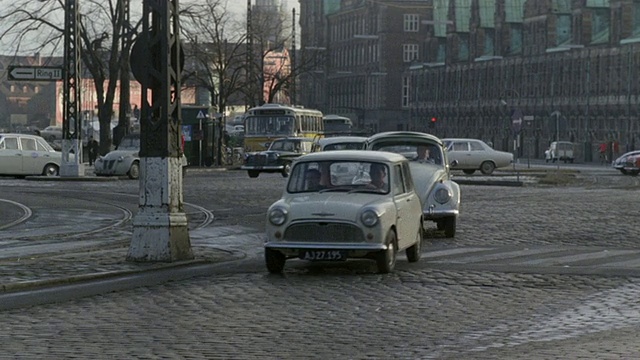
[392,163,422,249]
[19,136,46,175]
[467,140,486,168]
[0,136,23,175]
[449,141,472,168]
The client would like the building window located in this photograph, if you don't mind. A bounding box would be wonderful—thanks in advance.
[507,25,523,55]
[404,14,419,32]
[403,44,419,62]
[402,76,410,108]
[556,14,572,45]
[591,8,610,44]
[458,35,469,61]
[437,41,446,63]
[634,2,640,38]
[483,30,495,56]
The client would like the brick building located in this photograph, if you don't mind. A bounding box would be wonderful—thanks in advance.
[298,0,640,162]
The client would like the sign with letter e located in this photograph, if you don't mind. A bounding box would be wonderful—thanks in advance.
[7,66,64,81]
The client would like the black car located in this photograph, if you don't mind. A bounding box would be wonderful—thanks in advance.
[241,137,315,178]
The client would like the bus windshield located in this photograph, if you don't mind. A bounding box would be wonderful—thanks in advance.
[245,115,295,136]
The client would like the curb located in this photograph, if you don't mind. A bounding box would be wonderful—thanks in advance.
[0,251,246,294]
[454,179,524,187]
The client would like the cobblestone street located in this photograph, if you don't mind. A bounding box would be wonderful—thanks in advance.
[1,166,639,358]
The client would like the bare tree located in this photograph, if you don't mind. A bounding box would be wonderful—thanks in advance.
[181,0,247,115]
[0,0,135,153]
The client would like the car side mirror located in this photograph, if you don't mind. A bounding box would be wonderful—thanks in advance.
[450,160,459,167]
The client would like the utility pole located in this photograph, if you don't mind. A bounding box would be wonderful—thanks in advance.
[128,0,193,262]
[291,7,296,105]
[61,0,84,177]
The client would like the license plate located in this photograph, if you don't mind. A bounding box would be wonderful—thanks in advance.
[300,250,346,261]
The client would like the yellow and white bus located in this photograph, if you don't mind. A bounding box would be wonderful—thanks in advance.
[243,104,324,152]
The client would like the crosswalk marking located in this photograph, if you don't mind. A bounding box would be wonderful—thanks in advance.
[518,249,638,266]
[424,246,640,269]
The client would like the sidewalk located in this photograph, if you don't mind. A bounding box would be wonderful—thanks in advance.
[0,232,244,294]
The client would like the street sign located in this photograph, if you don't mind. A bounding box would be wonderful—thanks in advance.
[7,66,63,81]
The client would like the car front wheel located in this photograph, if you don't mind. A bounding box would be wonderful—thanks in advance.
[480,161,495,175]
[406,225,422,263]
[376,230,397,274]
[128,162,140,179]
[248,170,259,178]
[444,217,456,238]
[281,162,291,177]
[265,248,286,274]
[463,169,475,175]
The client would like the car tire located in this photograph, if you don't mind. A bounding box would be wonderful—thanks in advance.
[620,169,628,175]
[463,169,475,175]
[406,225,422,263]
[248,170,259,178]
[265,248,286,274]
[444,217,456,238]
[43,164,59,177]
[128,161,140,180]
[480,161,495,175]
[376,230,397,274]
[281,162,291,177]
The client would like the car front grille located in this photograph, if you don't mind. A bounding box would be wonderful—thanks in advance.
[247,154,268,166]
[98,160,116,170]
[284,223,365,243]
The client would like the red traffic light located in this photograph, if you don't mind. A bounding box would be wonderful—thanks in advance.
[430,117,437,123]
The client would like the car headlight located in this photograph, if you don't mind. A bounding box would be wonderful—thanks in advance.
[433,187,452,204]
[268,208,287,226]
[361,209,379,227]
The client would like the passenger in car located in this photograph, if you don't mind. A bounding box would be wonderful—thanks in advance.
[305,169,322,190]
[367,163,388,191]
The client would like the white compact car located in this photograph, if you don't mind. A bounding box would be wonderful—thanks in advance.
[95,133,187,179]
[264,150,424,274]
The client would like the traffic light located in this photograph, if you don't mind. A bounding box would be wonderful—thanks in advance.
[429,117,437,128]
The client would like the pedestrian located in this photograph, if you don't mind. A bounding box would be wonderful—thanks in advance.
[598,141,608,165]
[88,136,99,166]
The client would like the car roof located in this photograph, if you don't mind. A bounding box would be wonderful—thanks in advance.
[318,136,367,145]
[441,138,485,142]
[367,131,443,146]
[0,133,44,138]
[296,150,406,163]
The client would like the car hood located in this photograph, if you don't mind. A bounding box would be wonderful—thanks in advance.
[279,192,387,222]
[409,163,447,200]
[100,149,138,160]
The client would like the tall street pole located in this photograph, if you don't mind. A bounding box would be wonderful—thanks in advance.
[128,0,193,262]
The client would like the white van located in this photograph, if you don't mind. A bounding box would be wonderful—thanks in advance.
[545,141,575,163]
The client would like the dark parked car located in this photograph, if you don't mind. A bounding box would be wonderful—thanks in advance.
[241,137,316,178]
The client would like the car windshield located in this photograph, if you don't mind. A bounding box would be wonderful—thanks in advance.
[117,135,140,150]
[323,142,365,151]
[370,142,443,165]
[269,140,300,152]
[287,160,389,194]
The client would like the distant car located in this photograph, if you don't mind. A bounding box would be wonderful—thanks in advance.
[544,141,575,163]
[94,133,187,179]
[229,125,244,135]
[241,137,315,178]
[0,133,63,177]
[442,138,513,175]
[612,150,640,176]
[39,125,63,141]
[366,131,461,238]
[264,150,423,274]
[316,136,367,151]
